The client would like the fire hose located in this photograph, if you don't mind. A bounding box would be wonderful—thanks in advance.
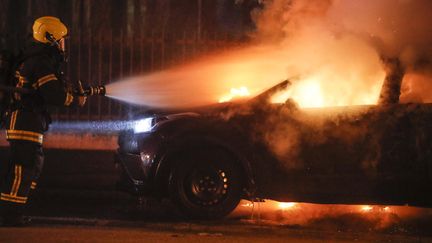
[0,82,106,97]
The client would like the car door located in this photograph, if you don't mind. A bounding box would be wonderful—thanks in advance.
[262,106,376,203]
[299,106,378,203]
[375,103,432,206]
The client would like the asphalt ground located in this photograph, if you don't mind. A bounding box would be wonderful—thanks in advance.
[0,147,432,242]
[1,223,429,243]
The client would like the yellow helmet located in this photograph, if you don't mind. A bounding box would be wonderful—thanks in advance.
[32,16,68,43]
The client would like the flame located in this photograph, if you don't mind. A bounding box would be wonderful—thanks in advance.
[237,201,394,214]
[270,75,383,108]
[240,201,255,208]
[219,86,251,103]
[217,71,382,108]
[279,202,297,210]
[271,78,325,108]
[107,40,385,109]
[230,200,430,230]
[361,205,374,212]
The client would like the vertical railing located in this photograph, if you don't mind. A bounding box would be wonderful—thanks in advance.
[150,30,155,72]
[128,31,134,117]
[86,29,92,121]
[108,30,113,119]
[119,30,124,118]
[140,31,144,73]
[97,32,102,120]
[76,28,82,120]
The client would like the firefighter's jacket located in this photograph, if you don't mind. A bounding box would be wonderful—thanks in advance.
[5,42,74,145]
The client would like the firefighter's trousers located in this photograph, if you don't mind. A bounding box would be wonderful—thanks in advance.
[0,141,43,216]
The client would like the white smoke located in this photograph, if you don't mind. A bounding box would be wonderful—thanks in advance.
[249,0,432,167]
[253,0,432,103]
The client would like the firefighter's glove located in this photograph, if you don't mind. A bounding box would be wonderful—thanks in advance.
[75,80,87,107]
[77,95,87,107]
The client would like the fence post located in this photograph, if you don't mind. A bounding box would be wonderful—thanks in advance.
[98,31,102,120]
[129,30,135,117]
[76,28,82,120]
[197,0,202,41]
[87,28,92,121]
[140,31,144,73]
[182,31,186,62]
[108,29,113,119]
[161,29,165,69]
[151,30,155,71]
[119,30,124,118]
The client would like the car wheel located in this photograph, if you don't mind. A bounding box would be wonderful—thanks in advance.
[168,148,243,219]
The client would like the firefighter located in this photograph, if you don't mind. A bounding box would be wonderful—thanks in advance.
[0,16,86,226]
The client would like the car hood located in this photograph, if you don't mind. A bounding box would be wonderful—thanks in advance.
[132,80,291,118]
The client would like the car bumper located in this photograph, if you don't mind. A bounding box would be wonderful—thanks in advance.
[114,149,154,195]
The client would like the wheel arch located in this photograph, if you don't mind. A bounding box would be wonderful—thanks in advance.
[154,135,256,198]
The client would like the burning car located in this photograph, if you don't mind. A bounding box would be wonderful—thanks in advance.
[114,80,432,219]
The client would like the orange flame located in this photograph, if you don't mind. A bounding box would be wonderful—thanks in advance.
[279,202,297,210]
[270,75,383,108]
[230,200,427,229]
[360,205,374,212]
[219,86,251,103]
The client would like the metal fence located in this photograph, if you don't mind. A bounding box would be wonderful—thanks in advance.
[1,0,258,121]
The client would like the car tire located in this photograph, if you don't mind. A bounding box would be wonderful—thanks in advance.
[168,148,243,219]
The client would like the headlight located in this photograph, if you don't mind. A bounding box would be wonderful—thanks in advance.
[133,117,153,133]
[140,152,153,166]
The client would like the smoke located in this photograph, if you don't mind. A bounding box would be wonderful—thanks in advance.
[249,103,374,169]
[249,0,385,107]
[243,0,432,165]
[256,0,432,65]
[252,0,432,103]
[327,0,432,61]
[328,0,432,103]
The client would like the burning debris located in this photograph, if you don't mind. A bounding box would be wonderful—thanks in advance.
[231,200,432,233]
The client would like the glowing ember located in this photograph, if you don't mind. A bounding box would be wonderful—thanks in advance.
[219,86,251,103]
[361,205,373,212]
[231,200,432,231]
[240,201,254,208]
[279,202,297,210]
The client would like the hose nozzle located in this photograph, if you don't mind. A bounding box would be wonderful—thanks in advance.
[76,81,106,96]
[84,85,106,96]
